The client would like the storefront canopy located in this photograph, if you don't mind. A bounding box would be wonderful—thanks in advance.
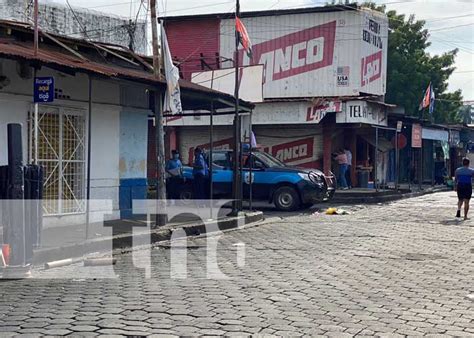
[359,134,394,152]
[422,128,449,142]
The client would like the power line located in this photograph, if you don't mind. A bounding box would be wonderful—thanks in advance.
[429,23,474,32]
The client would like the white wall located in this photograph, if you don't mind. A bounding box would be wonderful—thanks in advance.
[0,97,29,165]
[0,58,128,227]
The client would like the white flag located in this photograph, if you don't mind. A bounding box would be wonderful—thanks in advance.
[161,24,182,114]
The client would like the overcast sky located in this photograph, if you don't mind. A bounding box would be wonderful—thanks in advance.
[58,0,473,100]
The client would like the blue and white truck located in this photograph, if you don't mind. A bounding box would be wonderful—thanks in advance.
[179,149,335,211]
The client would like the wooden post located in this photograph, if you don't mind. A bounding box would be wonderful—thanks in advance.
[150,0,166,226]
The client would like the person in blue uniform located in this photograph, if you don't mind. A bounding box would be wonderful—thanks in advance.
[192,147,208,200]
[455,157,474,220]
[165,150,183,200]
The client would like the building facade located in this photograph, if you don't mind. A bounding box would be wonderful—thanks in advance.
[0,0,147,53]
[163,5,392,187]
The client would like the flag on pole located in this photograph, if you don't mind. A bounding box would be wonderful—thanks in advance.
[429,84,435,115]
[236,17,252,59]
[419,82,435,113]
[161,24,182,114]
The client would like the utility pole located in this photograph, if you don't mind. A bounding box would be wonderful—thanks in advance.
[231,0,242,215]
[33,0,39,165]
[150,0,166,226]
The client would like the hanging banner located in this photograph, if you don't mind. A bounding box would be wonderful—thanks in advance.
[412,123,422,148]
[33,77,54,103]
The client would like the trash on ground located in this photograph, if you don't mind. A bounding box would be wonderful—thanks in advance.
[325,207,351,215]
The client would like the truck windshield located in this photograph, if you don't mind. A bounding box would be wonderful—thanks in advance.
[255,152,286,168]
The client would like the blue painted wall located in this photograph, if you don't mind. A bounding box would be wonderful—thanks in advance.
[119,109,148,219]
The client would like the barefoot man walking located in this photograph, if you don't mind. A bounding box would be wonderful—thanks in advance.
[455,157,474,220]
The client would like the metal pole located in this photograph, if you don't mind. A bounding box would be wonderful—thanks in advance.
[34,105,38,164]
[209,102,214,219]
[419,147,423,190]
[231,0,241,215]
[395,130,399,190]
[85,76,92,239]
[248,113,253,211]
[375,126,378,192]
[33,68,38,165]
[34,0,39,56]
[150,0,166,226]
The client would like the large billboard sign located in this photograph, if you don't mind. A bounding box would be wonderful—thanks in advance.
[219,9,388,98]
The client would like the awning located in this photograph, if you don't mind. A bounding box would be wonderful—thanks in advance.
[359,134,394,152]
[422,128,449,142]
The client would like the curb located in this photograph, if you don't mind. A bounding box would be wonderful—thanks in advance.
[331,187,450,204]
[32,211,264,265]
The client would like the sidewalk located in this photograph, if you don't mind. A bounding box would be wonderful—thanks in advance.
[1,210,264,265]
[332,184,450,204]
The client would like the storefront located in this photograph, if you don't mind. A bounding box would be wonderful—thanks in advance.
[330,100,393,188]
[421,127,449,184]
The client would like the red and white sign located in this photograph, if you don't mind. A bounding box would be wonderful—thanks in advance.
[270,137,314,163]
[219,10,388,98]
[166,100,342,126]
[412,124,422,148]
[239,21,336,84]
[306,101,341,123]
[361,50,382,87]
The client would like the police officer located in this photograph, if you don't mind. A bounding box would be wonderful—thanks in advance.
[165,150,183,200]
[192,147,208,200]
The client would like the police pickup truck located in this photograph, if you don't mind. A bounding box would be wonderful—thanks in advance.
[180,149,335,211]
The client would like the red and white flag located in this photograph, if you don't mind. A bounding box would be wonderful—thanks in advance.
[236,17,252,59]
[419,82,432,111]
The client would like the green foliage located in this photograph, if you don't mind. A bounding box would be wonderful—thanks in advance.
[361,2,463,123]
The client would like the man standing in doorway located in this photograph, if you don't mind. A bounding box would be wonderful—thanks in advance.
[335,149,349,190]
[455,157,474,220]
[344,146,353,189]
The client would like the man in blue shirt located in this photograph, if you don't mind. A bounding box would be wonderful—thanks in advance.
[165,150,183,200]
[192,147,208,200]
[455,157,474,219]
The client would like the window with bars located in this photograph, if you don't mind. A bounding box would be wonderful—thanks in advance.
[29,105,86,215]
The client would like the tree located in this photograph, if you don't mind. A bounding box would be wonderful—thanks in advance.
[361,2,463,123]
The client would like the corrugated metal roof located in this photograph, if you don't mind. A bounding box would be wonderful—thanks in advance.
[0,19,253,110]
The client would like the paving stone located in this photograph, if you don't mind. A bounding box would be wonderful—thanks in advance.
[42,329,73,335]
[69,325,100,332]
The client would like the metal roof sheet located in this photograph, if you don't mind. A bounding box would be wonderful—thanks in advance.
[0,20,253,111]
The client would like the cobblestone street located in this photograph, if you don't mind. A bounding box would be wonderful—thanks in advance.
[0,191,473,336]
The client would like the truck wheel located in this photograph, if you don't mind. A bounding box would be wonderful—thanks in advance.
[273,186,301,211]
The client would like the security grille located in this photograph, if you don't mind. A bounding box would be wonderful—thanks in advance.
[30,106,86,215]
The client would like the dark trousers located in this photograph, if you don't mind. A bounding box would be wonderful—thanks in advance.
[166,176,182,199]
[193,173,206,200]
[345,165,352,188]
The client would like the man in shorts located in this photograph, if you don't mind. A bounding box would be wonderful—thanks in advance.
[455,157,474,220]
